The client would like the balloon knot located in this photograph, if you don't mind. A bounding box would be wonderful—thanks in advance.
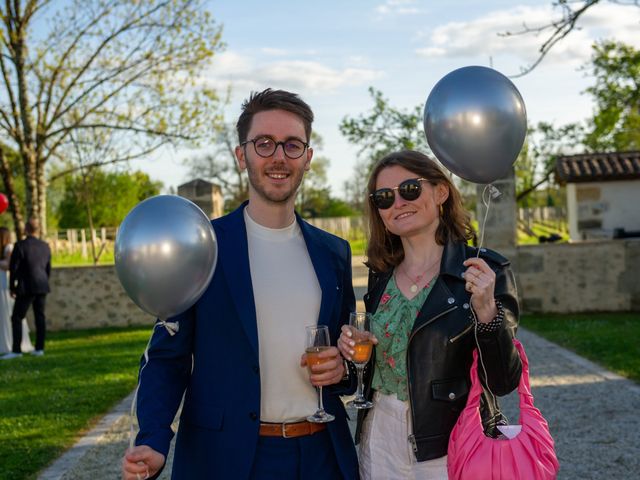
[160,320,179,336]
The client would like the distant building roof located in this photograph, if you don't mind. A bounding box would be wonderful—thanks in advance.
[556,151,640,183]
[178,178,221,190]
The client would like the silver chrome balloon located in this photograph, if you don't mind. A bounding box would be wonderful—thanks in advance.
[424,66,527,184]
[115,195,217,320]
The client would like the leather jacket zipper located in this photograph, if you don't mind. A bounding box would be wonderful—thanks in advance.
[448,321,474,344]
[405,305,458,454]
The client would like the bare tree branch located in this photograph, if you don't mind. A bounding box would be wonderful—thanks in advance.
[502,0,640,77]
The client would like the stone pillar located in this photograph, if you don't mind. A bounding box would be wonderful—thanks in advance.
[475,167,517,258]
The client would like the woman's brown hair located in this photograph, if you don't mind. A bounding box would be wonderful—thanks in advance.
[0,227,11,260]
[365,150,474,272]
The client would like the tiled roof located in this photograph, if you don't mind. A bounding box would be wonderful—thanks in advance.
[555,151,640,183]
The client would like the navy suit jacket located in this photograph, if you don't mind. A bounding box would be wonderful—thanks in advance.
[136,203,358,479]
[9,236,51,296]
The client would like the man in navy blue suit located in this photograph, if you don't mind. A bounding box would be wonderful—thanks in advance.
[122,89,358,479]
[5,217,51,358]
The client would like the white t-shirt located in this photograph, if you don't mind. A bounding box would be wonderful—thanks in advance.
[244,209,322,422]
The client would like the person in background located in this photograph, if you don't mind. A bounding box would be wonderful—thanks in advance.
[122,89,358,480]
[0,226,35,357]
[339,150,522,479]
[6,218,51,358]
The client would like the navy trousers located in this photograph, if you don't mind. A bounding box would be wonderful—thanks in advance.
[249,429,345,479]
[11,294,47,352]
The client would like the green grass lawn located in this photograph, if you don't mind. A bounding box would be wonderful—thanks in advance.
[521,312,640,383]
[517,222,569,245]
[51,249,115,267]
[0,326,151,480]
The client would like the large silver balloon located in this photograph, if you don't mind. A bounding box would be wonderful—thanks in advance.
[423,66,527,184]
[115,195,217,320]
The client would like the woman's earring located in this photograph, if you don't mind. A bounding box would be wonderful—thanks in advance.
[439,204,444,217]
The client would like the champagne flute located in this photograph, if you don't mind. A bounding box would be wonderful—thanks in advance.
[305,325,335,423]
[346,312,374,409]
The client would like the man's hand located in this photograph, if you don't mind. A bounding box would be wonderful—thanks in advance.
[300,346,345,386]
[122,445,165,480]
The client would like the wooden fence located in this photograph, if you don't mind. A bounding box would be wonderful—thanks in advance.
[46,227,117,259]
[44,208,568,257]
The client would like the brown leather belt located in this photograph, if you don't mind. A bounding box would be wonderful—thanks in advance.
[259,421,327,438]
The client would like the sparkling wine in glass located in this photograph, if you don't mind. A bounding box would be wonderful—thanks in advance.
[305,325,335,423]
[346,312,374,409]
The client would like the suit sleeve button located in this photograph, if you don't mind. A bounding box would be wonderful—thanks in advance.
[253,365,259,374]
[249,412,258,421]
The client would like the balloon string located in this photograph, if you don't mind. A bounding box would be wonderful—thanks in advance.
[475,184,500,255]
[129,320,179,450]
[469,183,509,426]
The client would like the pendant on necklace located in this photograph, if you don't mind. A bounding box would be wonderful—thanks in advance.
[410,284,418,293]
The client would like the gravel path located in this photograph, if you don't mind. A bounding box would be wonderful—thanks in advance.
[37,327,640,479]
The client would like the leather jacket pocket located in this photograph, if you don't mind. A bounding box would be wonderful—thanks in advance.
[431,377,469,403]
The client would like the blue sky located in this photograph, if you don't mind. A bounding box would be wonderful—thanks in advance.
[138,0,640,196]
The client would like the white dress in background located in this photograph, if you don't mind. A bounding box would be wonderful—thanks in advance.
[0,243,34,354]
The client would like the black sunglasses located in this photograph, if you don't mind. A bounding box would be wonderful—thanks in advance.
[370,178,428,210]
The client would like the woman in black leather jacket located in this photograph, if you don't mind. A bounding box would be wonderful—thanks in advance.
[338,150,522,479]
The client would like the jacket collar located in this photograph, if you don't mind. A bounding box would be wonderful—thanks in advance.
[440,241,469,281]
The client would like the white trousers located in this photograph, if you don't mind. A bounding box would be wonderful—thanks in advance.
[358,392,448,480]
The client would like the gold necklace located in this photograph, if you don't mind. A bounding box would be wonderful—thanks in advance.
[400,257,440,293]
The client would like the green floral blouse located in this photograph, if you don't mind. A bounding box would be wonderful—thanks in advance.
[371,274,436,401]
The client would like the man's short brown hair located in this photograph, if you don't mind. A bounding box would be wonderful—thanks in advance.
[236,88,314,143]
[25,217,40,235]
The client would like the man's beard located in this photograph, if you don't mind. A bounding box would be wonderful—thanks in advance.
[246,164,304,204]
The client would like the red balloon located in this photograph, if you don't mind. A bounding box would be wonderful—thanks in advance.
[0,193,8,214]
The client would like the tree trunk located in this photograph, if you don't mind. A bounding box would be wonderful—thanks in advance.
[37,160,47,234]
[0,150,25,239]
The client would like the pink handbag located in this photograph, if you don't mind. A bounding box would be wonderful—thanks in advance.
[448,339,560,479]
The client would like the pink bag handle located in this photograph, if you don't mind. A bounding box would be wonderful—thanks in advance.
[466,338,535,413]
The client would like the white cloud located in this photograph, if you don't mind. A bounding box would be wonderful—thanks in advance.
[260,47,288,56]
[415,3,640,69]
[375,0,422,16]
[201,51,383,94]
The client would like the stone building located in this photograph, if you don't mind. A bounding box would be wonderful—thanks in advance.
[556,151,640,241]
[177,178,224,219]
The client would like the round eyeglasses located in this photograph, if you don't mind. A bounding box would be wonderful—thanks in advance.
[241,136,309,159]
[370,178,428,210]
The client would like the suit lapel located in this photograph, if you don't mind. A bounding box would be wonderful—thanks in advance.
[298,218,337,329]
[216,206,259,358]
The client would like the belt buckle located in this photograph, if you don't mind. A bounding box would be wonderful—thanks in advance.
[281,420,298,438]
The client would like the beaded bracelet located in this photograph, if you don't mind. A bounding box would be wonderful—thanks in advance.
[474,299,504,333]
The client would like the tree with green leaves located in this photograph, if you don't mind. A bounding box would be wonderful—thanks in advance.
[339,87,430,169]
[56,169,161,229]
[514,40,640,204]
[583,40,640,151]
[0,0,223,238]
[515,121,585,203]
[339,87,431,211]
